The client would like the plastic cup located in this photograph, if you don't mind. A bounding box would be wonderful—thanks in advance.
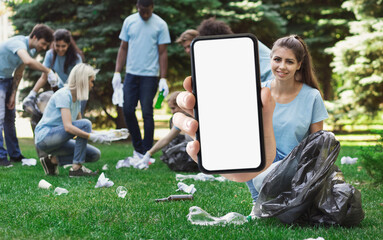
[38,179,52,189]
[116,186,127,198]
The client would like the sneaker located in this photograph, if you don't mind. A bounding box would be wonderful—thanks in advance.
[22,95,42,116]
[40,156,58,175]
[10,154,25,162]
[0,159,13,168]
[69,166,98,177]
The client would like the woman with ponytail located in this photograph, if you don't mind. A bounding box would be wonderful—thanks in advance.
[245,35,328,207]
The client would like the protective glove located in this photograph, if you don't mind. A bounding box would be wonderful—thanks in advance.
[141,152,151,165]
[112,85,124,107]
[88,133,110,144]
[112,72,122,90]
[158,78,169,97]
[47,70,58,87]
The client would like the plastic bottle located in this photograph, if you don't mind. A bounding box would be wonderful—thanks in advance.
[107,128,129,141]
[187,206,248,226]
[154,90,164,109]
[155,194,193,202]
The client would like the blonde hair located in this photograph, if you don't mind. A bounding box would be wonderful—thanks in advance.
[67,63,98,101]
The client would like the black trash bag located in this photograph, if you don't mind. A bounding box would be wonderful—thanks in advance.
[160,134,199,172]
[253,130,364,227]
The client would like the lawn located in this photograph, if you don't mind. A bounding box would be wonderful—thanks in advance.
[0,137,382,240]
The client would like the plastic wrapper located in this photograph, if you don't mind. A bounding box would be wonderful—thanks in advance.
[160,134,199,172]
[253,131,364,227]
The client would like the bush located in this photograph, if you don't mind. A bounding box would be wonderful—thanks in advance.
[358,130,383,183]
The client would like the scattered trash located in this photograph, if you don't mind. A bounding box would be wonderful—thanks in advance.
[38,179,52,189]
[102,164,108,170]
[116,156,155,170]
[54,187,69,196]
[176,173,227,182]
[187,206,248,226]
[341,156,358,165]
[22,158,37,166]
[63,164,73,169]
[176,182,196,194]
[304,237,325,240]
[155,194,194,202]
[95,173,114,188]
[116,186,127,198]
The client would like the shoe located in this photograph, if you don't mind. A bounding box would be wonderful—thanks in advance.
[69,166,98,177]
[10,154,25,162]
[40,156,58,175]
[0,159,13,168]
[22,95,42,116]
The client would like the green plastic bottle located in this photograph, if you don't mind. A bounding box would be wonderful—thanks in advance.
[154,90,164,109]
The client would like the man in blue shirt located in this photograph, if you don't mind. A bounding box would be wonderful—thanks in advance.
[112,0,171,156]
[0,24,56,167]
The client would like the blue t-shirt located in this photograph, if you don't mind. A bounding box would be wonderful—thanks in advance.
[35,87,81,143]
[264,80,329,158]
[119,13,171,76]
[258,41,273,83]
[0,36,36,78]
[43,49,82,88]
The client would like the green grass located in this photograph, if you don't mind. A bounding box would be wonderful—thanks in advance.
[1,138,382,239]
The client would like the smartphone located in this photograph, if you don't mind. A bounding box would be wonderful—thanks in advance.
[190,33,265,174]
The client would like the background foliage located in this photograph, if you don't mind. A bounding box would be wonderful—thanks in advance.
[6,0,383,129]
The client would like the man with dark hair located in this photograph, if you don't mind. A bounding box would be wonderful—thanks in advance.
[0,23,56,167]
[112,0,171,157]
[197,17,273,83]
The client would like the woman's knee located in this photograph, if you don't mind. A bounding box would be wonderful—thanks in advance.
[74,119,92,133]
[87,146,101,162]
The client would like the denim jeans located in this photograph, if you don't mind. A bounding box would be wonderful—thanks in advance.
[246,150,285,203]
[123,73,158,154]
[0,78,22,160]
[36,119,100,165]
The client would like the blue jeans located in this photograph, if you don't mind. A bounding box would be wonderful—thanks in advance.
[36,119,100,165]
[0,78,22,160]
[123,73,158,154]
[246,150,285,203]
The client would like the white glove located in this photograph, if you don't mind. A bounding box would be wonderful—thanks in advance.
[88,133,110,144]
[47,70,58,87]
[141,152,151,165]
[112,85,124,107]
[112,72,122,90]
[158,78,169,97]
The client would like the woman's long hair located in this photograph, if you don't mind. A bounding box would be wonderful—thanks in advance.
[271,35,323,97]
[51,29,85,74]
[67,63,98,101]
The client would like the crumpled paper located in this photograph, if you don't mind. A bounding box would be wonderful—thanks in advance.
[176,182,196,194]
[95,173,114,188]
[341,156,358,165]
[176,173,227,182]
[21,158,37,166]
[116,156,155,170]
[54,187,69,196]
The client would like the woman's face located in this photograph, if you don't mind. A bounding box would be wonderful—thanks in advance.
[54,40,70,56]
[182,40,192,55]
[271,47,301,82]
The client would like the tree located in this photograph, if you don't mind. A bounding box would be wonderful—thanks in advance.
[326,0,383,121]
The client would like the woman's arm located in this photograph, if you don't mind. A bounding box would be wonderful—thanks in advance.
[310,121,323,134]
[147,127,180,156]
[61,108,89,139]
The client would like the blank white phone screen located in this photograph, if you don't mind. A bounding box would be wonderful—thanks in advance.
[193,36,263,172]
